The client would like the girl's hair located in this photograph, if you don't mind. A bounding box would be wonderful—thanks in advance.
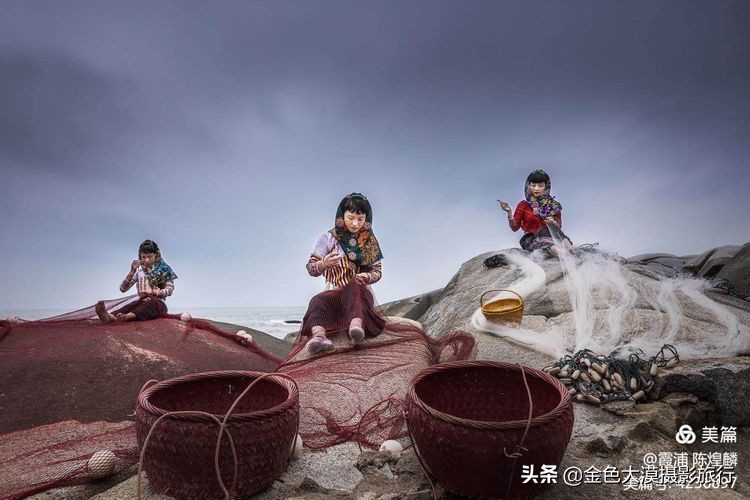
[341,194,369,215]
[138,239,160,257]
[527,169,550,185]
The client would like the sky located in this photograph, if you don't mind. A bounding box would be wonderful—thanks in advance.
[1,0,749,310]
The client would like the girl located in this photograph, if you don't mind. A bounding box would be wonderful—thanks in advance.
[302,193,386,354]
[95,239,177,322]
[499,169,574,257]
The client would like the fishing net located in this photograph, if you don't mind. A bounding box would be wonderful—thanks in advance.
[279,317,477,450]
[0,298,286,499]
[0,420,137,500]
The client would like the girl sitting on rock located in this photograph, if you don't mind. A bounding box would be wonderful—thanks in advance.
[95,239,177,322]
[302,193,386,354]
[499,169,574,257]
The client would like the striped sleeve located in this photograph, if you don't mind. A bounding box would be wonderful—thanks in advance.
[155,280,174,298]
[120,273,136,293]
[358,261,383,285]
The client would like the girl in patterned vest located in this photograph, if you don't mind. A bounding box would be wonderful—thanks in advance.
[95,239,177,322]
[302,193,386,354]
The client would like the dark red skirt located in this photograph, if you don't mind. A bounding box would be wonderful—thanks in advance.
[115,297,168,321]
[301,281,385,339]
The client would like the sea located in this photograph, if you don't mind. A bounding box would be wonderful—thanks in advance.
[0,306,307,340]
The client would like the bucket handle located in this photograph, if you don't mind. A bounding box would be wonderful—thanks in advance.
[479,289,523,308]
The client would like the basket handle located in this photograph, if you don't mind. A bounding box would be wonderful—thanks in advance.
[215,372,300,477]
[479,289,523,308]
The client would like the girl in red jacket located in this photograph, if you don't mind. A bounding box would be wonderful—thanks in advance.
[499,169,574,257]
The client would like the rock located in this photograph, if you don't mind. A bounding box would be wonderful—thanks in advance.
[663,358,750,427]
[379,289,443,322]
[623,402,679,440]
[583,433,628,455]
[662,392,699,407]
[352,449,437,500]
[716,243,750,297]
[626,253,697,278]
[684,245,743,278]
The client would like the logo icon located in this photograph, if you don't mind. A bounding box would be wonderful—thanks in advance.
[675,424,696,444]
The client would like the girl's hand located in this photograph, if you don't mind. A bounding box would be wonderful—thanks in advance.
[498,201,512,215]
[354,274,367,285]
[320,252,340,270]
[544,217,558,227]
[130,260,141,273]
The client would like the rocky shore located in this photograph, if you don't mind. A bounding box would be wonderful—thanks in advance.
[19,243,750,499]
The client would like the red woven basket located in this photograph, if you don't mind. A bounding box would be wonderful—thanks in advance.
[136,370,299,499]
[406,360,573,498]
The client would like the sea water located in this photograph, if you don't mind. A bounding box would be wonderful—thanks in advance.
[0,306,307,340]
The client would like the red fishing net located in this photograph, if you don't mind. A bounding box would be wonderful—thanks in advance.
[280,317,477,450]
[0,420,137,500]
[0,298,285,499]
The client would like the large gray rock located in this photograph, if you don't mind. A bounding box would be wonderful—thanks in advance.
[379,288,443,322]
[419,249,750,362]
[716,243,750,298]
[684,245,744,278]
[627,253,697,278]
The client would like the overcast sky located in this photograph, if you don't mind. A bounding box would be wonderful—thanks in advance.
[1,0,749,310]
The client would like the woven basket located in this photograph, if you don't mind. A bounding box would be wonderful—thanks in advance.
[136,370,299,499]
[406,360,573,498]
[480,289,524,324]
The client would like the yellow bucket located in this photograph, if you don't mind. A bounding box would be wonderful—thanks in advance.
[480,289,524,324]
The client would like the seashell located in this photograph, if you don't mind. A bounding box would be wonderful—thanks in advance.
[631,390,645,401]
[558,369,569,378]
[581,358,592,368]
[665,358,679,369]
[547,367,561,375]
[589,370,601,383]
[291,434,304,459]
[629,378,638,391]
[650,362,658,376]
[602,379,611,393]
[597,355,606,361]
[567,387,577,396]
[580,372,591,384]
[571,369,581,380]
[612,373,623,386]
[558,378,573,385]
[592,363,605,375]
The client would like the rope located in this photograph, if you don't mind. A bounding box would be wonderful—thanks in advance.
[504,364,534,500]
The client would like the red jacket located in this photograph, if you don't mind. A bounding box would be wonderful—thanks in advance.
[509,200,562,234]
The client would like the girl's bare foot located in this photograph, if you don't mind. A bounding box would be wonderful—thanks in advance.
[348,317,365,345]
[95,301,116,323]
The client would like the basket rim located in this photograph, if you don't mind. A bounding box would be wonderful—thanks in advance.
[137,370,299,422]
[407,360,570,430]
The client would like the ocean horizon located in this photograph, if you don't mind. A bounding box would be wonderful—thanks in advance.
[0,306,307,340]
